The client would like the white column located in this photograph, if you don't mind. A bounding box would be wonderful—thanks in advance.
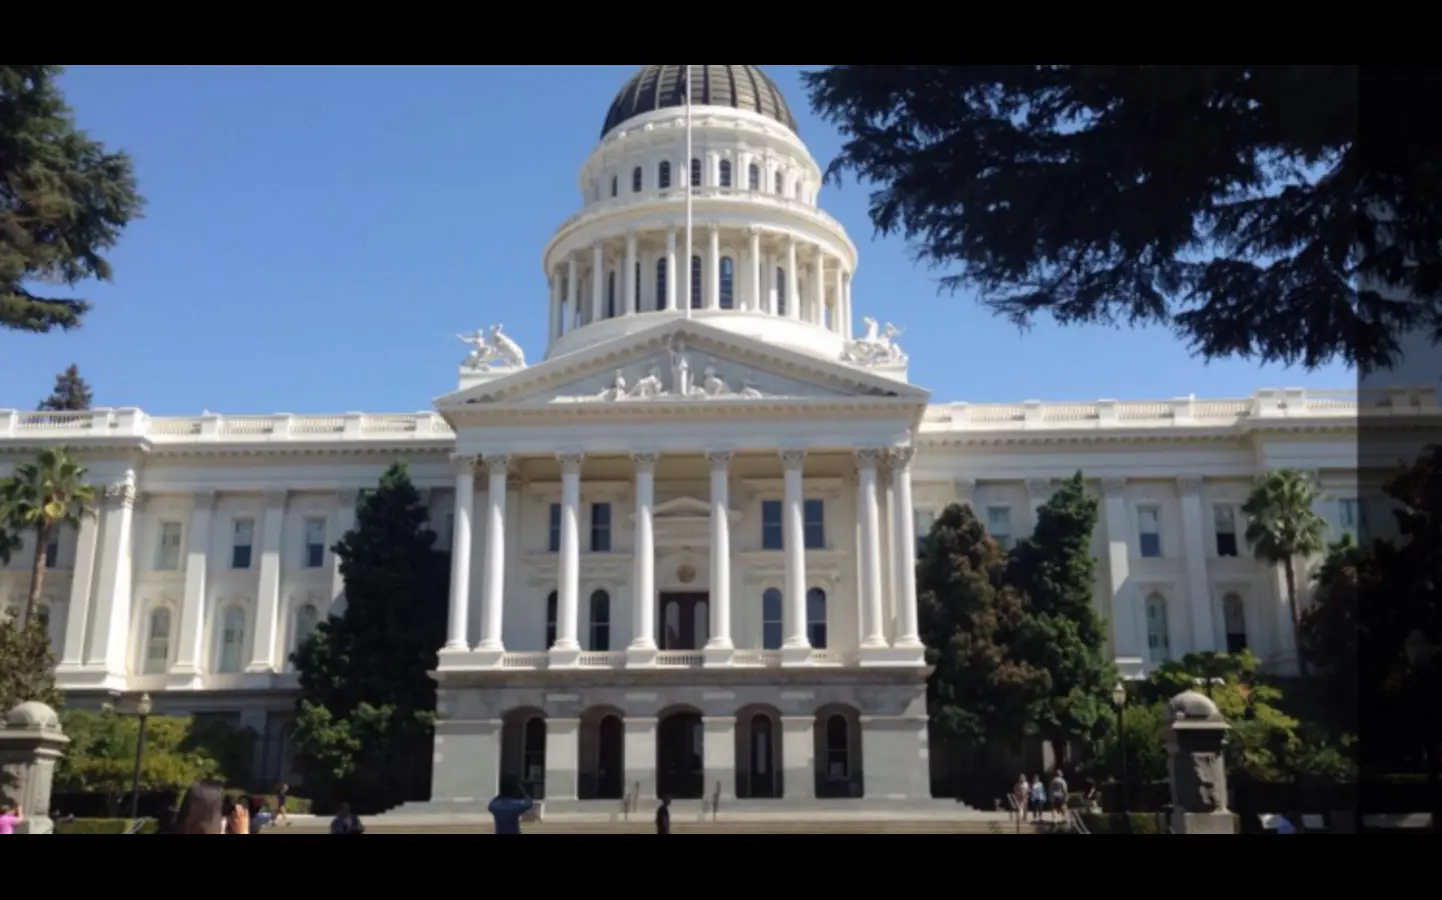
[628,452,659,665]
[786,239,800,321]
[443,457,475,652]
[590,242,604,322]
[548,269,561,340]
[1026,477,1053,534]
[879,465,896,641]
[842,272,853,338]
[812,249,826,326]
[623,231,638,316]
[1178,476,1216,654]
[707,224,721,310]
[565,256,578,331]
[705,451,734,663]
[748,228,762,314]
[780,449,811,663]
[856,450,887,650]
[87,476,137,673]
[890,448,923,651]
[665,231,678,310]
[478,455,511,652]
[172,490,215,675]
[833,264,845,333]
[329,489,358,615]
[247,490,288,672]
[766,253,778,314]
[553,452,584,663]
[59,510,100,667]
[1102,478,1143,677]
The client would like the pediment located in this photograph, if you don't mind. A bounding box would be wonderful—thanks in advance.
[654,495,711,518]
[434,319,929,411]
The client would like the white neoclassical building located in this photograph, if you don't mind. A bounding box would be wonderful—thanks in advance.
[0,65,1424,807]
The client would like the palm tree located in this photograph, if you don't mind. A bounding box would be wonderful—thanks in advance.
[0,447,97,627]
[1242,469,1328,679]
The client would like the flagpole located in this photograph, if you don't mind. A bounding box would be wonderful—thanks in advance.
[683,64,693,321]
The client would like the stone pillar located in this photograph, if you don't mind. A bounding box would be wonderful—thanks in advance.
[623,716,658,801]
[702,716,736,801]
[1165,690,1236,834]
[779,449,811,664]
[665,232,678,311]
[566,256,579,329]
[623,232,638,316]
[172,490,215,677]
[890,448,923,651]
[879,464,896,641]
[748,228,762,314]
[443,457,475,653]
[833,264,845,332]
[548,269,561,339]
[780,716,816,799]
[329,488,358,616]
[544,718,581,801]
[860,714,931,799]
[705,451,735,664]
[0,702,69,834]
[844,272,853,338]
[856,449,887,651]
[86,475,136,673]
[59,511,99,668]
[628,453,659,666]
[1026,477,1053,535]
[430,716,500,806]
[247,490,288,672]
[785,239,800,321]
[706,224,721,310]
[811,249,826,326]
[1102,478,1144,677]
[552,453,584,664]
[1178,476,1217,654]
[477,455,510,655]
[590,242,604,323]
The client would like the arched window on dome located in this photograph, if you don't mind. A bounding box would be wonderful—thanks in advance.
[607,270,617,319]
[690,158,702,188]
[658,161,672,190]
[610,175,617,198]
[634,261,643,313]
[719,159,732,188]
[748,163,760,191]
[632,166,643,193]
[690,256,703,309]
[775,267,787,316]
[720,257,735,309]
[773,171,783,195]
[655,258,668,311]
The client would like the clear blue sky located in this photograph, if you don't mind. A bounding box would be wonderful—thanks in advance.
[2,65,1353,415]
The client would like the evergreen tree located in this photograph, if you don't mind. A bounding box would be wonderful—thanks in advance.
[917,503,1048,744]
[1,66,144,333]
[291,461,449,810]
[38,364,94,411]
[1006,473,1116,763]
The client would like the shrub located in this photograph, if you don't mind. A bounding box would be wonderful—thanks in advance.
[55,817,159,834]
[1079,812,1242,833]
[226,790,312,814]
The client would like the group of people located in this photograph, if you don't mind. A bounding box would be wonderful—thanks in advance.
[1013,769,1076,824]
[162,779,363,834]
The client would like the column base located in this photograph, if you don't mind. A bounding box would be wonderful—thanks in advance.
[437,647,504,671]
[243,662,277,675]
[164,670,205,691]
[703,644,736,667]
[625,646,659,668]
[858,645,928,667]
[548,646,581,669]
[779,644,813,667]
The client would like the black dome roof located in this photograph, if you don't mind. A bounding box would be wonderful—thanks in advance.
[601,65,797,139]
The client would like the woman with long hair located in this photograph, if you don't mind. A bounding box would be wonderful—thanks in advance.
[171,780,226,834]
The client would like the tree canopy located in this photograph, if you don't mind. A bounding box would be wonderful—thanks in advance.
[38,364,94,411]
[0,446,97,625]
[1,65,144,333]
[291,461,448,810]
[804,65,1440,374]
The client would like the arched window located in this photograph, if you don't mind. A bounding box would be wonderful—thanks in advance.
[589,590,611,651]
[773,171,783,195]
[631,166,643,193]
[748,163,760,191]
[522,716,546,793]
[634,261,642,312]
[806,588,828,649]
[1222,593,1247,653]
[720,257,734,309]
[655,258,668,311]
[546,591,559,649]
[690,158,702,188]
[762,588,783,650]
[775,267,787,316]
[719,159,732,188]
[658,161,672,190]
[144,607,172,674]
[606,270,617,319]
[825,714,849,778]
[690,255,703,309]
[218,606,246,674]
[1144,592,1170,663]
[610,175,617,198]
[294,603,320,654]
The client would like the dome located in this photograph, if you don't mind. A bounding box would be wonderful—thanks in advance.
[601,65,798,139]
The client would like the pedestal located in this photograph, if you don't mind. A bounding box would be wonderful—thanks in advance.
[0,702,70,835]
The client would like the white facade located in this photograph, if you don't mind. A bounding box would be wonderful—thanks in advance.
[0,65,1424,806]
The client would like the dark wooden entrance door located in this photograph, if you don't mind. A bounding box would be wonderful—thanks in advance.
[748,714,779,798]
[596,715,623,799]
[659,592,710,650]
[657,713,704,799]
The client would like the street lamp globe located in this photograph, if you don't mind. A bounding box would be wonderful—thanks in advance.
[136,693,152,718]
[1111,681,1127,708]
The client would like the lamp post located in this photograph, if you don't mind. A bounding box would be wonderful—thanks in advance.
[1112,680,1129,817]
[128,693,152,822]
[1404,630,1439,833]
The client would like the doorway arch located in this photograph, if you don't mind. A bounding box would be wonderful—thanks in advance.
[734,704,783,798]
[578,706,625,800]
[656,705,704,799]
[500,707,547,799]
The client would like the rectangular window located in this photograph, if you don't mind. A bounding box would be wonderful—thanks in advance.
[761,500,783,550]
[303,517,326,569]
[445,513,455,549]
[548,503,561,552]
[803,499,825,549]
[914,509,935,557]
[590,502,612,553]
[44,529,61,569]
[231,519,255,570]
[1213,505,1238,557]
[156,522,183,571]
[1137,506,1162,558]
[986,506,1012,550]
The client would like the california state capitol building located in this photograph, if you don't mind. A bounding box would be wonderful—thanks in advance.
[0,65,1413,808]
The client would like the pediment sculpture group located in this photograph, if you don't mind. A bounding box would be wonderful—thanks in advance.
[596,336,766,402]
[458,324,528,371]
[840,317,907,367]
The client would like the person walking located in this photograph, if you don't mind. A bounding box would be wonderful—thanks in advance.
[1011,775,1029,824]
[488,777,535,834]
[0,804,24,835]
[1028,775,1046,822]
[1048,768,1069,824]
[655,796,671,835]
[273,783,292,827]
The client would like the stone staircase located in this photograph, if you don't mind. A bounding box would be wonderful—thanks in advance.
[264,815,1060,835]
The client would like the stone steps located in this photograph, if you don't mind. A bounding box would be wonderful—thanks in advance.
[264,819,1058,835]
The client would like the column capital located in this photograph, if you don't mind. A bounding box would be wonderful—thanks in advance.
[1102,476,1128,496]
[705,450,733,470]
[779,448,807,470]
[450,454,479,473]
[1177,475,1205,494]
[482,454,512,475]
[557,452,585,475]
[854,448,887,469]
[263,489,290,508]
[746,225,763,238]
[103,482,136,510]
[889,446,917,468]
[631,451,660,472]
[336,487,361,507]
[191,490,217,510]
[706,222,720,235]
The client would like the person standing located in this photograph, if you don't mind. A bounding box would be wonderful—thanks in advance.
[488,778,535,835]
[273,782,291,827]
[1028,775,1046,822]
[170,780,227,834]
[1048,769,1069,824]
[0,804,24,835]
[655,796,671,835]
